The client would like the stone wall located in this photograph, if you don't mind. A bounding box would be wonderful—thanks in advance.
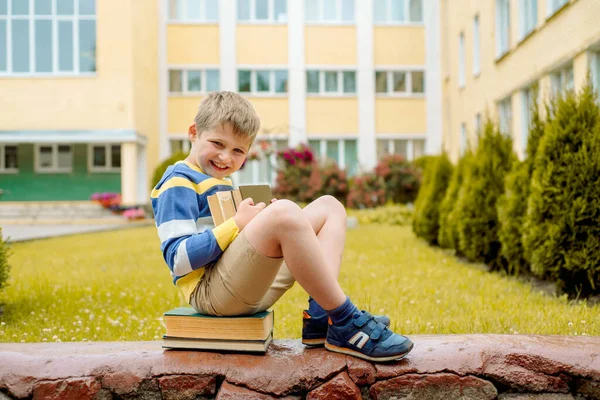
[0,335,599,399]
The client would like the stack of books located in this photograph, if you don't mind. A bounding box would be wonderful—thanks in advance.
[162,307,274,353]
[207,184,273,226]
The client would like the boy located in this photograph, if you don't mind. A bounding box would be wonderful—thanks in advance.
[151,91,413,362]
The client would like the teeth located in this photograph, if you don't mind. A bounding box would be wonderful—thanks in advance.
[213,161,227,169]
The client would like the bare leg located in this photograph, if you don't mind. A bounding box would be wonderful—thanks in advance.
[301,196,347,278]
[243,199,346,310]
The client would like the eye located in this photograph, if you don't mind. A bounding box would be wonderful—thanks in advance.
[212,141,223,147]
[235,149,245,154]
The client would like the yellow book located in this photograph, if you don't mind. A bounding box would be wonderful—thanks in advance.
[216,191,236,221]
[207,194,224,226]
[162,332,273,353]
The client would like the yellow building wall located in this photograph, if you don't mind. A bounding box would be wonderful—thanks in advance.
[441,0,600,160]
[305,27,357,65]
[167,26,220,65]
[306,99,358,134]
[375,99,427,133]
[246,98,289,134]
[0,0,136,130]
[168,97,204,134]
[237,26,288,65]
[374,27,426,65]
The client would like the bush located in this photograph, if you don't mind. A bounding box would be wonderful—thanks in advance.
[412,153,453,245]
[496,91,547,275]
[455,119,515,270]
[151,151,187,189]
[437,151,472,250]
[348,205,413,226]
[374,154,421,204]
[273,144,321,203]
[523,82,600,296]
[346,174,386,209]
[317,162,349,206]
[0,227,10,294]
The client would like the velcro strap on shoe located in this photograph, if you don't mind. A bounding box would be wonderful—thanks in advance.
[370,324,385,341]
[353,311,374,328]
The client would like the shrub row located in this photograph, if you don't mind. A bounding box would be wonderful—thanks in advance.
[413,80,600,297]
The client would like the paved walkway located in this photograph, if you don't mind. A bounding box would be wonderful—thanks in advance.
[0,221,153,243]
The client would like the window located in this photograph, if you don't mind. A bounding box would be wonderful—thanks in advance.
[169,68,220,94]
[168,0,218,22]
[170,138,191,155]
[498,97,513,136]
[305,0,354,23]
[376,138,425,161]
[473,15,480,76]
[306,70,356,95]
[235,138,288,185]
[374,0,423,24]
[521,86,537,154]
[592,52,600,96]
[375,70,425,95]
[88,144,121,172]
[238,0,287,23]
[519,0,537,40]
[413,139,425,159]
[35,144,72,173]
[460,123,467,155]
[475,112,482,134]
[547,0,568,17]
[551,64,574,96]
[458,32,465,87]
[0,144,18,173]
[496,0,510,58]
[0,0,96,75]
[308,138,358,176]
[238,69,288,94]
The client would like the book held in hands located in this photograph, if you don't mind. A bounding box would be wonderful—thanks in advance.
[207,184,273,226]
[162,307,274,353]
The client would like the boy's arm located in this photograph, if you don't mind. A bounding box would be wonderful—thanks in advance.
[152,177,239,279]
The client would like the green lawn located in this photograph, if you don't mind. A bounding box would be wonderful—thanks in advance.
[0,224,598,343]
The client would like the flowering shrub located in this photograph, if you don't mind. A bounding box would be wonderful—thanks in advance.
[318,162,349,205]
[90,192,121,209]
[374,154,421,204]
[346,174,386,209]
[123,208,146,220]
[273,144,321,203]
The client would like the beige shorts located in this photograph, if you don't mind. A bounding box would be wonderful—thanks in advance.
[190,230,296,316]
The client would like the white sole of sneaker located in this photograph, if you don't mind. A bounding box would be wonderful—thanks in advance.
[324,341,414,363]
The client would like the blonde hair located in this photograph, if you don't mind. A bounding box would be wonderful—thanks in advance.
[194,91,260,142]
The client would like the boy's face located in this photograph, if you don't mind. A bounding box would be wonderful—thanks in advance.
[186,122,252,179]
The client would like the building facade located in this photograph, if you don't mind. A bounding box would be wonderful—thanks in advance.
[0,0,440,203]
[441,0,600,161]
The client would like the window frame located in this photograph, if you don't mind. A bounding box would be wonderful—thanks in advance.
[233,136,289,185]
[34,143,73,173]
[167,0,219,23]
[305,0,355,24]
[168,66,220,95]
[373,0,423,25]
[458,32,466,87]
[495,0,510,59]
[374,68,425,97]
[237,67,288,96]
[546,0,568,18]
[237,0,287,24]
[550,63,574,96]
[0,0,97,77]
[518,0,537,41]
[87,143,122,173]
[497,96,513,137]
[306,69,357,96]
[0,144,19,173]
[473,15,480,77]
[307,136,359,173]
[375,135,426,161]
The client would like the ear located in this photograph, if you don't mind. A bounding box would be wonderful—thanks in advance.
[187,123,197,142]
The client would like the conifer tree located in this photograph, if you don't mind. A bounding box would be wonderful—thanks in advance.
[438,151,471,251]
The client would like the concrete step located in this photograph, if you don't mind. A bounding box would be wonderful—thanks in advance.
[0,201,123,220]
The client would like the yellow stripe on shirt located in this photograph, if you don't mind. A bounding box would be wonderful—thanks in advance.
[150,176,233,199]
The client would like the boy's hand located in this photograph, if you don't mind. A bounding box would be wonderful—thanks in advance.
[233,198,266,231]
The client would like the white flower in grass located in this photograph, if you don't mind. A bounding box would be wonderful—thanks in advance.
[581,320,586,324]
[52,335,58,340]
[30,311,35,315]
[21,340,25,343]
[96,327,101,331]
[42,338,47,341]
[71,337,76,341]
[1,322,5,326]
[568,322,573,327]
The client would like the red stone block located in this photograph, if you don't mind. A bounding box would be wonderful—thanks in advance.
[32,377,101,400]
[307,371,362,400]
[347,357,377,386]
[158,374,216,400]
[216,381,299,399]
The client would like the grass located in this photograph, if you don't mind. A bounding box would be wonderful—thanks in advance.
[0,224,598,343]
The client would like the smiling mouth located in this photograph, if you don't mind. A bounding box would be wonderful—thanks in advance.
[210,161,229,171]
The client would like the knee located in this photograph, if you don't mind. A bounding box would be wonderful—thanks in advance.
[265,199,306,230]
[317,195,347,218]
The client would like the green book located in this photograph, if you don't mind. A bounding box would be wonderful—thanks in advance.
[163,307,274,341]
[162,331,273,353]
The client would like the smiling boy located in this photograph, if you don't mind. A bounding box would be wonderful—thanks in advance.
[151,91,414,362]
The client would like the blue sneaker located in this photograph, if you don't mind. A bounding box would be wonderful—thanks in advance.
[324,310,414,362]
[302,310,391,347]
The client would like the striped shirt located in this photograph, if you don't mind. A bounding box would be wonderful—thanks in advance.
[150,160,240,301]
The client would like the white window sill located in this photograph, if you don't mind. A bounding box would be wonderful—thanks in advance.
[374,22,424,27]
[166,20,218,25]
[168,92,210,97]
[89,168,121,173]
[0,73,96,78]
[0,169,19,174]
[306,93,357,98]
[34,168,73,174]
[305,21,355,26]
[237,21,288,26]
[239,92,288,98]
[376,93,425,99]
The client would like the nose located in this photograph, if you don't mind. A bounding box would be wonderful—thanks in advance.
[218,152,232,164]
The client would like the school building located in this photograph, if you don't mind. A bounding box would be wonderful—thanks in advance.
[0,0,442,203]
[441,0,600,161]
